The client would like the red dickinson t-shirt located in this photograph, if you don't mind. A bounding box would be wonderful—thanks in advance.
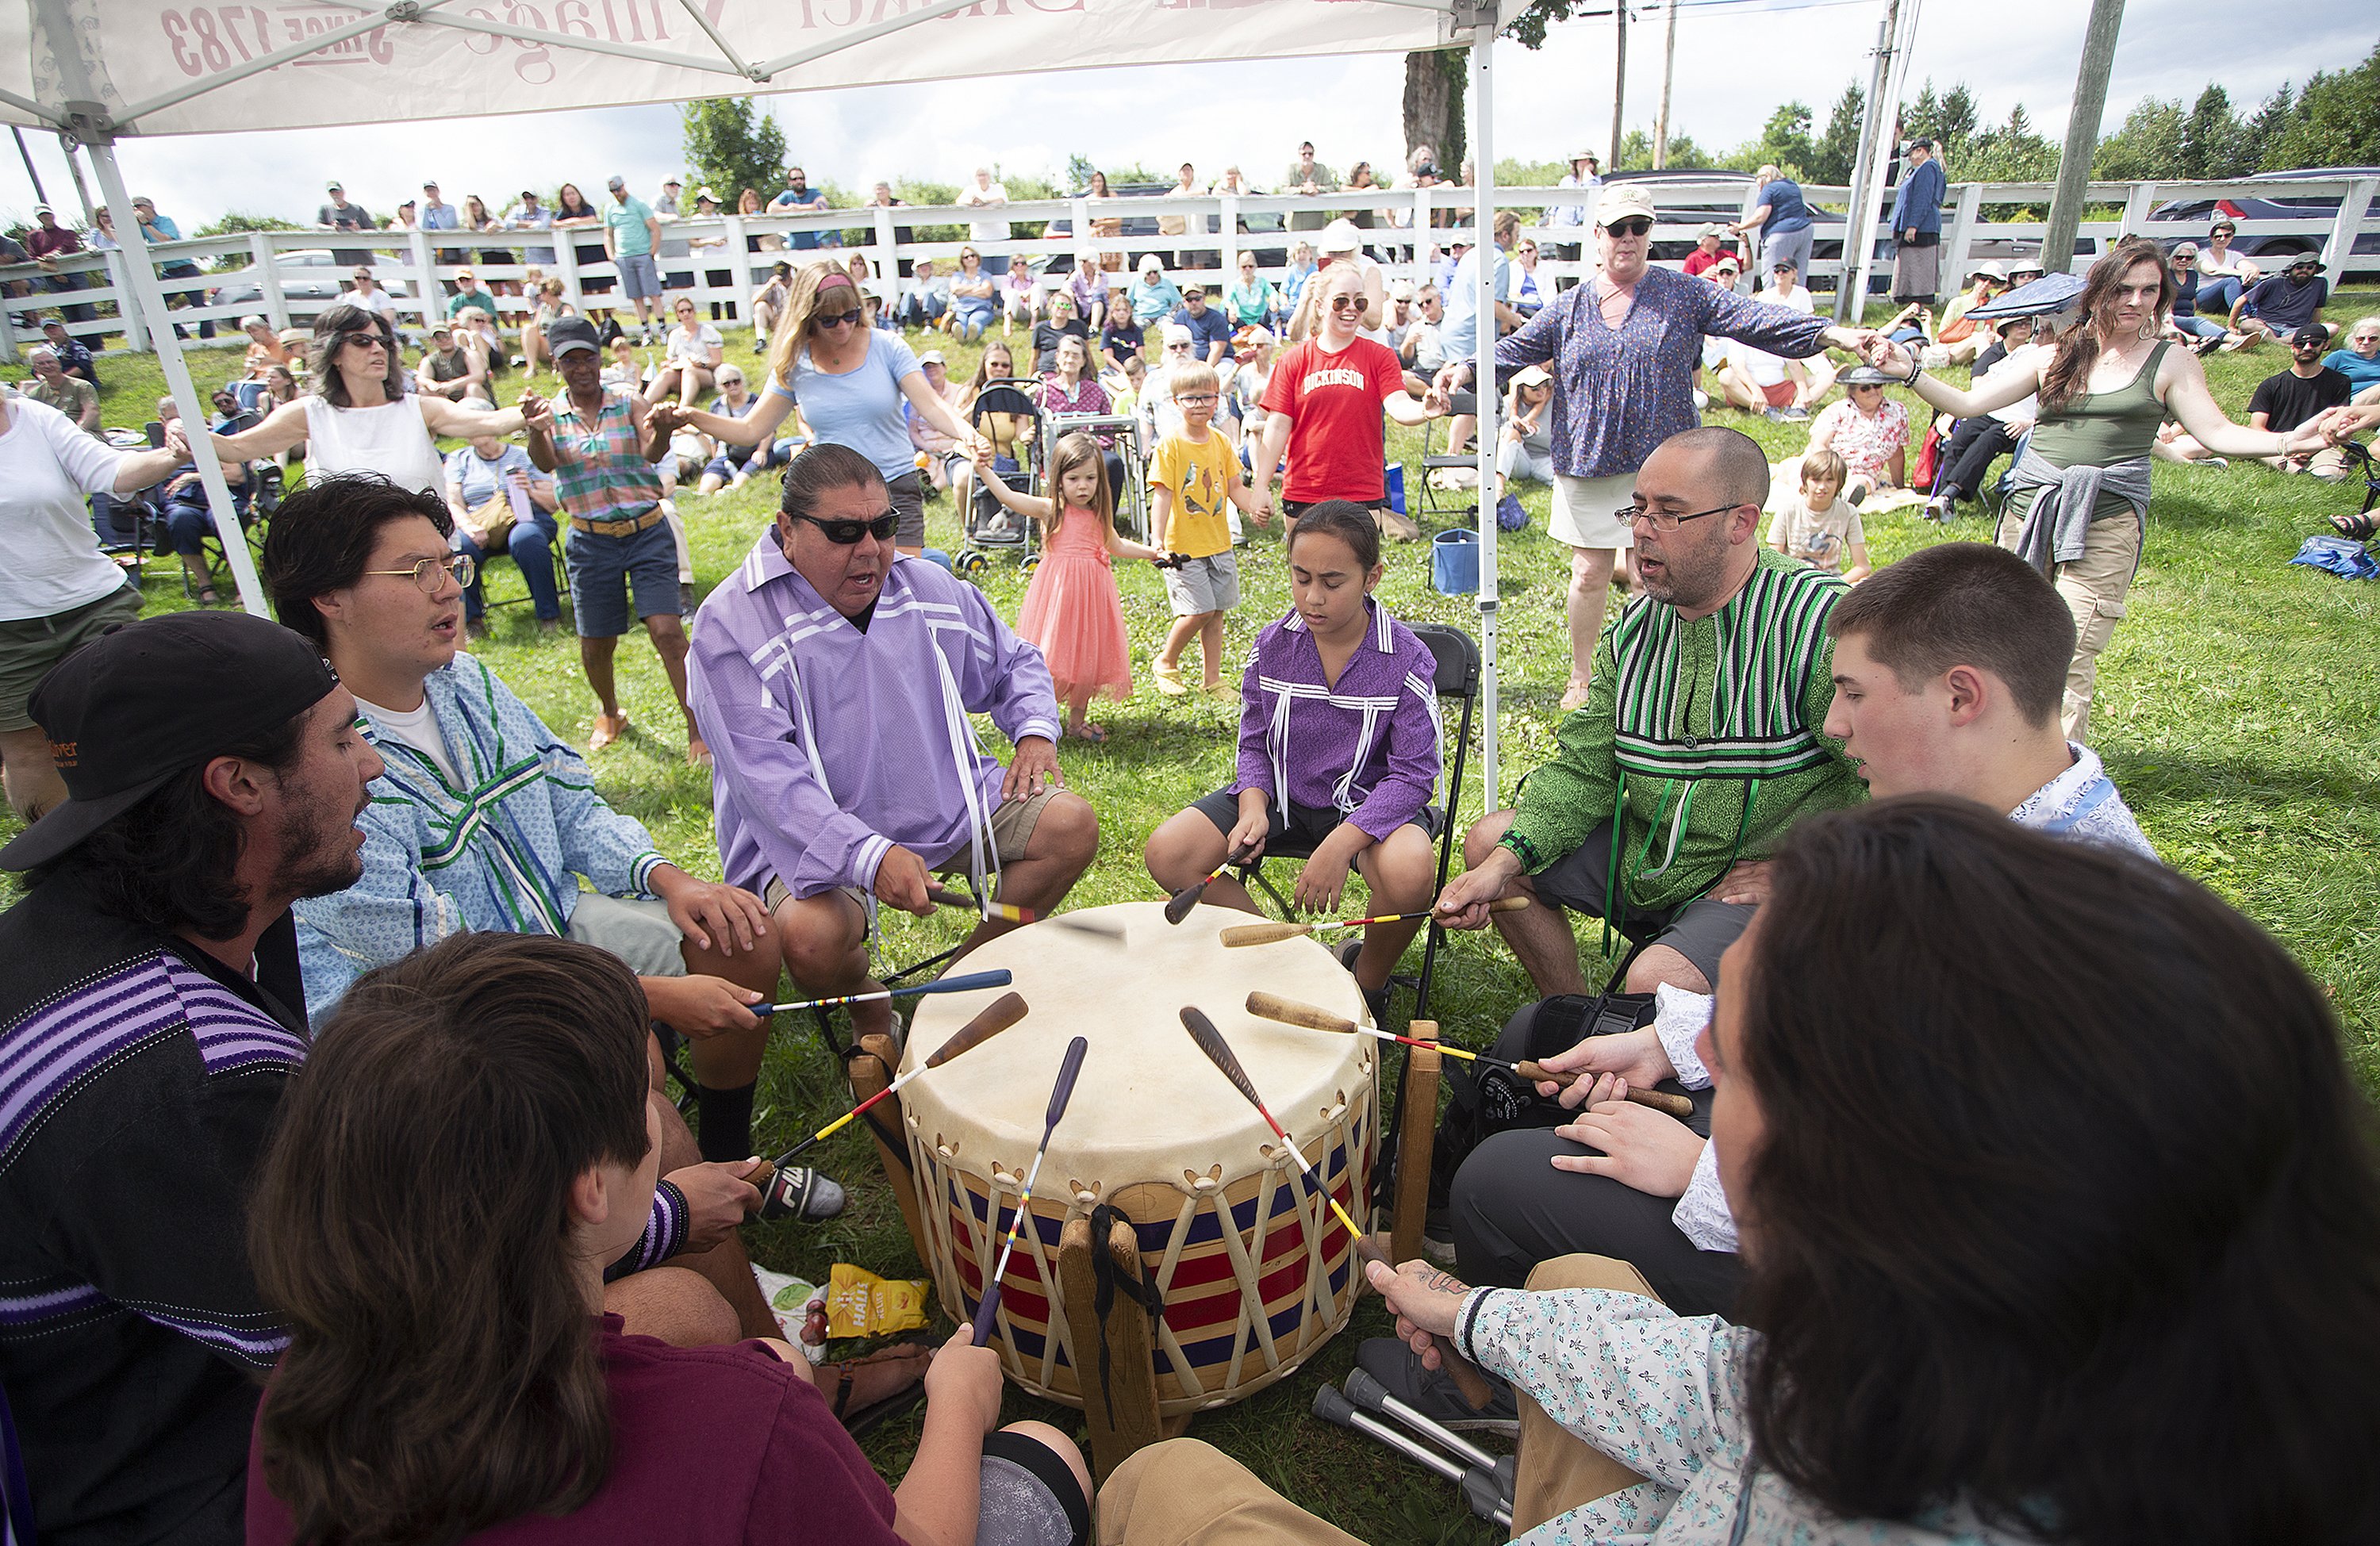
[1261,334,1405,505]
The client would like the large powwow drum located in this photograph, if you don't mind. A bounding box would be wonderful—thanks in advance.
[901,900,1375,1415]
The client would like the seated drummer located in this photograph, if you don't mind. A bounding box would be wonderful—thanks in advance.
[1092,800,2378,1543]
[1143,501,1441,1022]
[688,443,1100,1046]
[261,475,793,1179]
[1438,542,2164,1348]
[245,931,1095,1546]
[1434,426,1864,1000]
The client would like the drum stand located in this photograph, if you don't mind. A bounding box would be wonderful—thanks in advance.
[1050,1022,1447,1485]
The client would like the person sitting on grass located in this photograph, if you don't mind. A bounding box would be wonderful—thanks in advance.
[2248,324,2353,474]
[1766,446,1871,581]
[691,364,800,496]
[244,930,1093,1546]
[1144,502,1442,1021]
[1148,359,1272,697]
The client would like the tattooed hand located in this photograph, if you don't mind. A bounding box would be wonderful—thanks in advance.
[1365,1257,1472,1366]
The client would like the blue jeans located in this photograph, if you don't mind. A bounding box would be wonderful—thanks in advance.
[162,485,251,554]
[2173,313,2226,342]
[456,514,562,622]
[952,297,995,341]
[2198,274,2246,316]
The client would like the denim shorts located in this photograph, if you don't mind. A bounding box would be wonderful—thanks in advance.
[564,516,679,638]
[616,251,662,300]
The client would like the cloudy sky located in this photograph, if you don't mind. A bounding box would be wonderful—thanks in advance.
[2,0,2367,226]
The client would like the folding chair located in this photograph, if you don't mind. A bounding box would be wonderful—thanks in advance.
[1411,389,1478,526]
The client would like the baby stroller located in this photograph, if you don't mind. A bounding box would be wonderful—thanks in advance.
[954,379,1045,579]
[1042,404,1152,545]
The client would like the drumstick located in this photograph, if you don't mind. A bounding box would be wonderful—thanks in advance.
[1220,897,1527,946]
[1163,844,1257,926]
[927,884,1125,941]
[970,1035,1092,1347]
[760,968,1012,1016]
[1242,992,1697,1120]
[1179,1007,1375,1256]
[770,992,1030,1167]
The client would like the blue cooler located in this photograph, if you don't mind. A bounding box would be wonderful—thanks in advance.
[1431,527,1480,595]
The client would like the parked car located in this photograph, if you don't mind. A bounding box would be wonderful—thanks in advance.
[2146,167,2380,278]
[206,248,351,309]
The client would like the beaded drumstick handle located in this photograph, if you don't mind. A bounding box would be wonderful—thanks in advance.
[1242,992,1696,1120]
[760,968,1012,1017]
[770,992,1031,1168]
[1163,844,1259,925]
[1219,898,1527,946]
[1179,1007,1377,1262]
[969,1035,1091,1347]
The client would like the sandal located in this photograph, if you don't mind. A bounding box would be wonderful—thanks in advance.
[1066,723,1107,743]
[194,585,221,607]
[824,1341,933,1437]
[589,711,631,750]
[2331,512,2378,542]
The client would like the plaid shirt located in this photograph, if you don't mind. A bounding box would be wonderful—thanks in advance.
[551,386,662,524]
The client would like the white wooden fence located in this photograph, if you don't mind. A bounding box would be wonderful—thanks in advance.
[4,176,2373,365]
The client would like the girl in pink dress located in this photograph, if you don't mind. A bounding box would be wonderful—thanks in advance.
[973,431,1166,742]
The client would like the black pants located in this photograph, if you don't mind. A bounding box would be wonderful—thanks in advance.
[1933,417,2018,504]
[1448,1000,1742,1318]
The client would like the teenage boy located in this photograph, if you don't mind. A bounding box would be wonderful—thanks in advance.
[1148,360,1271,696]
[259,474,812,1180]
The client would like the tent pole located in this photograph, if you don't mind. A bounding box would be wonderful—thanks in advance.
[86,138,267,616]
[1468,13,1499,813]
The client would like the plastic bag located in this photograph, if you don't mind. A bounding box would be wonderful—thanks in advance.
[825,1263,931,1338]
[1496,492,1529,531]
[2289,534,2378,581]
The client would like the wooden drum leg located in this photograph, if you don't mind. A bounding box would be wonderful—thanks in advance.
[1058,1211,1165,1483]
[1390,1020,1443,1269]
[853,1033,931,1269]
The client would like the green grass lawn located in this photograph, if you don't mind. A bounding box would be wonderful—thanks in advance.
[12,302,2378,1543]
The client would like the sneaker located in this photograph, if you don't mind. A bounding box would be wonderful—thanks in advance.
[1354,1337,1518,1434]
[1778,405,1810,422]
[760,1164,847,1223]
[1846,483,1868,507]
[1921,496,1952,523]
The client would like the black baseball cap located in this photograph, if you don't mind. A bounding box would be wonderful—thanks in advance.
[0,612,339,870]
[547,315,602,357]
[2291,324,2332,348]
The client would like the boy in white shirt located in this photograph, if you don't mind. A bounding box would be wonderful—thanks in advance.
[1767,447,1871,581]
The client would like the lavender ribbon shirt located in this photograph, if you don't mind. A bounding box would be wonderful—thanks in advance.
[1228,600,1442,841]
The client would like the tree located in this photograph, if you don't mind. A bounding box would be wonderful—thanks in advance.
[1065,154,1098,196]
[2262,43,2380,170]
[1739,101,1815,175]
[1809,81,1865,186]
[1960,103,2059,183]
[2093,97,2186,181]
[1936,84,1979,159]
[1402,50,1466,170]
[679,98,787,210]
[2241,84,2295,172]
[195,212,304,272]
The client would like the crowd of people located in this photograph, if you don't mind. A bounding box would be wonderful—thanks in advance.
[0,149,2375,1546]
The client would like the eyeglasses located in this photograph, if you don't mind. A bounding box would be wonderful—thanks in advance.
[791,511,900,544]
[1612,501,1741,533]
[364,554,475,592]
[814,308,864,329]
[1603,217,1653,237]
[1177,393,1219,405]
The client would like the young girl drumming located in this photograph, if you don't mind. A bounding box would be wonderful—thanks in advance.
[1143,502,1443,1016]
[972,431,1167,742]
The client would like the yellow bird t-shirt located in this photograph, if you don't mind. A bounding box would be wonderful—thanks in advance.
[1148,430,1237,559]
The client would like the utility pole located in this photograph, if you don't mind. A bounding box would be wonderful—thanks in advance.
[1609,2,1627,171]
[1833,0,1901,323]
[1653,0,1678,169]
[2040,0,2126,275]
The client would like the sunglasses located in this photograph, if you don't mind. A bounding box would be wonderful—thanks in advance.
[791,511,900,544]
[1603,217,1653,237]
[336,328,391,350]
[1328,296,1365,313]
[814,307,864,329]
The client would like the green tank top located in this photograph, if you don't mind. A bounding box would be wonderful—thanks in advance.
[2009,342,2169,523]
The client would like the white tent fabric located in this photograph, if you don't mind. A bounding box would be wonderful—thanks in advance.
[0,0,1511,804]
[1,0,1454,135]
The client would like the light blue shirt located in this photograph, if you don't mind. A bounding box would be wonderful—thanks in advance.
[605,195,655,256]
[1439,244,1514,361]
[419,201,460,232]
[765,328,923,483]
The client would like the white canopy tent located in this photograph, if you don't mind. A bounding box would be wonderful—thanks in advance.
[0,0,1518,802]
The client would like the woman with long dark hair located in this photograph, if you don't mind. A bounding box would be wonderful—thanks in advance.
[1101,797,2380,1542]
[1868,240,2335,738]
[207,303,532,508]
[247,931,1092,1545]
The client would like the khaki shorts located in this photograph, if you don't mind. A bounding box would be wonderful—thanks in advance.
[0,581,141,732]
[566,892,686,977]
[1548,472,1639,550]
[763,785,1061,912]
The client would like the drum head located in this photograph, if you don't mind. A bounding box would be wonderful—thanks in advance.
[900,900,1370,1172]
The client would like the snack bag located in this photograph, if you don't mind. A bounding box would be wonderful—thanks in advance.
[825,1263,931,1338]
